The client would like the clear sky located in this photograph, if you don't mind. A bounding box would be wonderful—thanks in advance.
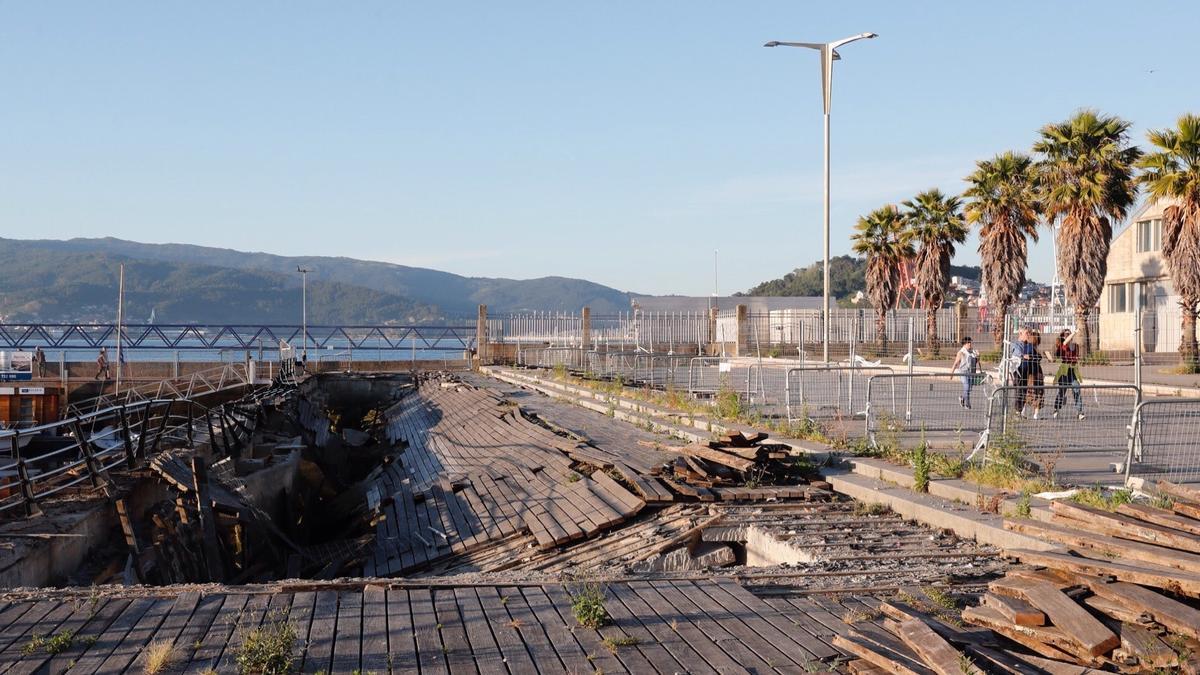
[1,1,1196,295]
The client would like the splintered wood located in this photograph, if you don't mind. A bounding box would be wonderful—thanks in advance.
[668,428,816,501]
[958,480,1200,673]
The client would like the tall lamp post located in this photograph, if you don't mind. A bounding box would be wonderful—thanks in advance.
[297,266,310,362]
[764,32,877,363]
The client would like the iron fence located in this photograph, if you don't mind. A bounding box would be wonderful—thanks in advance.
[784,365,895,422]
[1124,398,1200,486]
[865,372,996,449]
[977,384,1141,458]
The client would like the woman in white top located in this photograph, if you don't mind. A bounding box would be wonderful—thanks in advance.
[950,336,979,409]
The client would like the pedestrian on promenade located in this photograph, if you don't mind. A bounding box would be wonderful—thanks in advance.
[94,348,110,380]
[1049,328,1085,419]
[1022,329,1046,419]
[1011,328,1029,412]
[951,336,979,409]
[33,347,45,378]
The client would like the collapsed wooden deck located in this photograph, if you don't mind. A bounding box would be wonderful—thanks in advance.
[0,578,861,674]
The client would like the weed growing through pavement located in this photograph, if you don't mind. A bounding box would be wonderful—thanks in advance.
[234,610,297,675]
[570,583,610,629]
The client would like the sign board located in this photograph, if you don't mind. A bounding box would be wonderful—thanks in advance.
[18,387,44,395]
[0,388,13,395]
[718,361,732,373]
[0,352,32,382]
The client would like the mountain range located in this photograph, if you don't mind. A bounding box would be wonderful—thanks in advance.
[0,238,633,323]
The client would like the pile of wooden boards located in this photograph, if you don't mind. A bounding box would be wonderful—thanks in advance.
[961,480,1200,672]
[666,429,795,490]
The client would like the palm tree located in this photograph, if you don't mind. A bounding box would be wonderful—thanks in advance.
[851,204,914,349]
[1136,113,1200,371]
[1034,110,1142,355]
[902,189,967,356]
[963,152,1042,346]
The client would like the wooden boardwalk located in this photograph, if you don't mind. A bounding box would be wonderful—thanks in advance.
[0,578,859,674]
[366,381,667,576]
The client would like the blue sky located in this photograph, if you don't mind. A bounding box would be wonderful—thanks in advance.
[1,1,1196,296]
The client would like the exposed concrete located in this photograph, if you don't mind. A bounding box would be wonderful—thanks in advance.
[823,471,1059,552]
[0,505,115,588]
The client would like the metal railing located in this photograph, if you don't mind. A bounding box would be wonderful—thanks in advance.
[976,384,1141,458]
[784,365,895,422]
[67,362,252,417]
[0,399,201,516]
[865,372,996,448]
[1124,398,1200,486]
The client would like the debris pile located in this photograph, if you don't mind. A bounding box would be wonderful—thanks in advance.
[666,429,817,501]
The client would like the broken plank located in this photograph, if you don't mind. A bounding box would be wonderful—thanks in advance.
[1078,578,1200,641]
[832,632,934,675]
[1005,548,1200,597]
[982,593,1045,627]
[1005,518,1200,576]
[675,443,756,472]
[986,576,1117,656]
[1051,499,1200,553]
[894,618,964,675]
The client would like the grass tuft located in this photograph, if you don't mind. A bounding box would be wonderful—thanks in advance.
[143,640,180,675]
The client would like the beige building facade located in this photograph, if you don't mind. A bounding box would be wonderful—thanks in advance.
[1099,200,1179,352]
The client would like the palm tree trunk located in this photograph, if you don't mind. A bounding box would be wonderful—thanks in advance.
[926,308,939,357]
[876,309,887,353]
[992,302,1008,348]
[1075,306,1091,359]
[1182,300,1199,373]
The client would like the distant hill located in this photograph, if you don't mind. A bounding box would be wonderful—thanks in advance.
[742,255,982,299]
[29,238,631,316]
[0,237,634,323]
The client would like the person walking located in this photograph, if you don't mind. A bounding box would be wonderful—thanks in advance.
[950,336,980,409]
[94,347,110,380]
[1011,328,1029,414]
[1050,328,1085,420]
[33,346,45,378]
[1023,329,1046,419]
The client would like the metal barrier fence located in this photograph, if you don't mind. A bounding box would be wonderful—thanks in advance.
[865,372,996,448]
[1124,398,1200,486]
[978,384,1141,457]
[67,362,251,417]
[0,399,199,516]
[784,365,895,422]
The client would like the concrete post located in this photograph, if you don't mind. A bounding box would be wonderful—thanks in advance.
[581,306,591,350]
[476,304,488,367]
[735,305,748,357]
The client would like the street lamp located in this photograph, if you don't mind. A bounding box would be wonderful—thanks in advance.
[764,32,877,363]
[297,266,310,362]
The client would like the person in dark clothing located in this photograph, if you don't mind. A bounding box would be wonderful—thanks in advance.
[1024,329,1045,418]
[34,347,46,378]
[1050,328,1085,419]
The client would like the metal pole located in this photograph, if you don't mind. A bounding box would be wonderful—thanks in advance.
[823,107,831,364]
[298,266,310,362]
[1134,289,1143,400]
[115,263,125,395]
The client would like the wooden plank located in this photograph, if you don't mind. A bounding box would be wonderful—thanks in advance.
[894,618,964,675]
[302,590,339,674]
[961,604,1105,667]
[360,585,389,674]
[67,596,157,674]
[1117,502,1200,537]
[1156,480,1200,505]
[522,585,613,675]
[833,633,932,675]
[409,587,450,675]
[1079,578,1200,641]
[982,593,1045,626]
[676,443,756,472]
[214,593,270,675]
[608,582,719,675]
[987,576,1117,656]
[453,586,506,675]
[670,579,798,670]
[648,580,772,673]
[474,587,538,674]
[1113,621,1177,671]
[329,590,362,674]
[1005,548,1200,597]
[714,578,841,662]
[44,598,131,674]
[432,586,475,674]
[385,588,419,674]
[1051,499,1200,553]
[1005,519,1200,576]
[94,596,175,674]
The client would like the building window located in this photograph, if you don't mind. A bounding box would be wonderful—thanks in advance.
[1137,219,1162,252]
[1107,283,1129,313]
